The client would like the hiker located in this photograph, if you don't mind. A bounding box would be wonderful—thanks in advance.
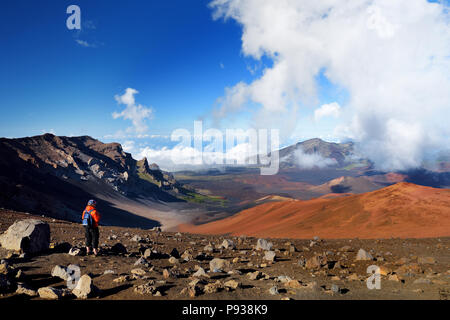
[82,199,101,256]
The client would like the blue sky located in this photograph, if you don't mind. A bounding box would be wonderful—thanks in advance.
[1,1,448,170]
[0,1,343,146]
[0,2,252,136]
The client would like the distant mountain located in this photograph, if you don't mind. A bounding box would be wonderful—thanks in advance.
[180,182,450,239]
[177,138,449,211]
[0,134,193,227]
[278,138,358,168]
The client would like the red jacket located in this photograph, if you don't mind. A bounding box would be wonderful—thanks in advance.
[82,205,100,228]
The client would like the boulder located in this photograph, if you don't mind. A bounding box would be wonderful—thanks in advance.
[16,283,37,297]
[269,286,279,295]
[38,287,62,300]
[111,243,127,254]
[168,257,179,264]
[51,265,70,281]
[221,239,235,250]
[209,258,230,273]
[181,250,193,262]
[224,279,240,289]
[247,271,263,280]
[131,268,146,276]
[72,274,96,299]
[264,251,276,262]
[134,257,151,267]
[143,248,153,258]
[192,267,208,278]
[131,235,142,242]
[256,238,273,251]
[134,281,157,295]
[162,268,177,279]
[277,275,292,283]
[0,220,50,254]
[285,280,303,289]
[305,254,327,269]
[339,246,353,252]
[355,249,373,261]
[203,244,214,252]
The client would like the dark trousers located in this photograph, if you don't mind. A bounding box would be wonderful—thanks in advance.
[85,226,99,249]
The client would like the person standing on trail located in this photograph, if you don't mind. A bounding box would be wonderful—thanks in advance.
[82,199,101,256]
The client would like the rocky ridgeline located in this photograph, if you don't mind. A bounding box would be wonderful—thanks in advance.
[0,218,449,300]
[0,134,183,195]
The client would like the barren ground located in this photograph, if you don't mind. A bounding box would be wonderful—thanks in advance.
[0,210,449,300]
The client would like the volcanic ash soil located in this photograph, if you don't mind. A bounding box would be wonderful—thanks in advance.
[0,210,449,300]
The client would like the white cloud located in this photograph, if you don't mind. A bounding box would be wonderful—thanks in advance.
[138,142,256,171]
[314,102,341,122]
[75,39,96,48]
[294,149,337,169]
[209,0,450,170]
[112,88,153,134]
[122,140,136,153]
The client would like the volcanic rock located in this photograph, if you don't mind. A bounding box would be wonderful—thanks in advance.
[0,220,50,254]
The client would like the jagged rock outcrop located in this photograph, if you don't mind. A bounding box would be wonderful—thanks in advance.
[0,134,193,224]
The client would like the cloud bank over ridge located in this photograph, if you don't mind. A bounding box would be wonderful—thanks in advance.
[209,0,450,171]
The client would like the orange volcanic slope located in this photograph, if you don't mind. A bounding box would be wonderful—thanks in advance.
[179,182,450,239]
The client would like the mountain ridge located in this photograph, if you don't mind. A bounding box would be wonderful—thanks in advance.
[0,134,196,228]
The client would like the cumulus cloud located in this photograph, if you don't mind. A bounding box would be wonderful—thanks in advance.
[294,149,337,169]
[209,0,450,170]
[138,142,256,171]
[113,88,153,134]
[314,102,341,122]
[122,140,136,153]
